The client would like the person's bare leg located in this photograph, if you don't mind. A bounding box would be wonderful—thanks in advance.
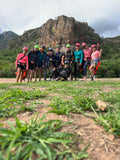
[39,68,42,80]
[34,68,38,81]
[30,70,34,82]
[27,70,30,82]
[16,68,21,83]
[89,65,95,77]
[20,70,24,83]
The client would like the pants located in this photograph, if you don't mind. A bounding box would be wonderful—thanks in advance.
[74,62,80,78]
[83,60,90,76]
[44,64,53,80]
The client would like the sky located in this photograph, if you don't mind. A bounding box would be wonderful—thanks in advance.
[0,0,120,38]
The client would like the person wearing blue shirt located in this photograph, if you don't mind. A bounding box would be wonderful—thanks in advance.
[74,43,83,80]
[34,45,46,81]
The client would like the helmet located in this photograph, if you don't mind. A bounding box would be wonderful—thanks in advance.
[82,42,86,47]
[66,44,71,48]
[48,48,53,51]
[23,47,28,51]
[41,45,46,49]
[64,60,70,65]
[91,44,96,49]
[56,45,60,48]
[34,45,39,49]
[76,43,80,47]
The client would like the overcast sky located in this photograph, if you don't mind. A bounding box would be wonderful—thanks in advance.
[0,0,120,38]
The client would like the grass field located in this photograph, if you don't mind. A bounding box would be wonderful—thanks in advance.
[0,79,120,160]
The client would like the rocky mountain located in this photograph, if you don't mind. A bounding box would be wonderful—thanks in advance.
[8,15,102,50]
[0,31,18,49]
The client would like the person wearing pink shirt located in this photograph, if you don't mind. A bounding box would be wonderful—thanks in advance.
[89,45,102,81]
[82,42,100,80]
[15,47,28,83]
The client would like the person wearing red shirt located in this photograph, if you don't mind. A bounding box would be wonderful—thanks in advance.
[15,47,28,83]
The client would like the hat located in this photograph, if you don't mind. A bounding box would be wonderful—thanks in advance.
[66,44,71,48]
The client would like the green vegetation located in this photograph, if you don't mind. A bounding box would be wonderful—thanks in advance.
[0,115,88,160]
[0,41,120,78]
[0,80,120,159]
[0,86,47,117]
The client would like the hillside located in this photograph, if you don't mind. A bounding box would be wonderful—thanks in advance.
[104,36,120,49]
[0,31,18,49]
[8,15,102,49]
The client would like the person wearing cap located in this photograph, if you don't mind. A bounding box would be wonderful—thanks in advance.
[55,60,73,81]
[46,45,63,81]
[74,43,83,80]
[81,42,92,81]
[34,45,46,81]
[44,48,54,81]
[89,45,102,81]
[82,42,100,81]
[15,47,29,83]
[54,45,63,68]
[62,44,74,81]
[27,45,39,82]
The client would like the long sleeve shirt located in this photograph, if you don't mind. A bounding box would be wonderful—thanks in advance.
[27,51,39,67]
[74,50,83,64]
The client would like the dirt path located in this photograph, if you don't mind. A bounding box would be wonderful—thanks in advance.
[0,78,120,83]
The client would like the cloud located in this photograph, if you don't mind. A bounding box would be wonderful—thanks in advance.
[0,0,120,37]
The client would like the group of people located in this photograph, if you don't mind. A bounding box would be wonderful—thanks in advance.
[15,42,102,83]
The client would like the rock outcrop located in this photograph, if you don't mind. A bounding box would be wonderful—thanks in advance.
[8,15,102,50]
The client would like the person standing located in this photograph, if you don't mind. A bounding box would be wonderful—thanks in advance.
[34,45,46,81]
[89,45,102,81]
[48,45,63,80]
[44,48,54,80]
[15,47,28,83]
[62,44,74,81]
[74,43,83,80]
[27,45,39,82]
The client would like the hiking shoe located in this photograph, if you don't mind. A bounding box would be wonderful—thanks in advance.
[93,75,95,80]
[47,78,51,81]
[91,76,94,81]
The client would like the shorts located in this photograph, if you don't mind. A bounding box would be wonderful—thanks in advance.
[17,63,26,70]
[29,62,35,70]
[91,59,99,67]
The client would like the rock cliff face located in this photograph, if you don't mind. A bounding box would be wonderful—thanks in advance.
[8,15,102,49]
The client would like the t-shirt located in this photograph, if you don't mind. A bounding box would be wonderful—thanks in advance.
[91,51,100,60]
[83,48,92,60]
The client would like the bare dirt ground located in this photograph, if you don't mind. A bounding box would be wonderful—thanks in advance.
[1,99,120,160]
[0,78,120,83]
[0,79,120,160]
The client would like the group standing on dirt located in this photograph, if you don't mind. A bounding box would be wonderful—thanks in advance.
[15,42,102,83]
